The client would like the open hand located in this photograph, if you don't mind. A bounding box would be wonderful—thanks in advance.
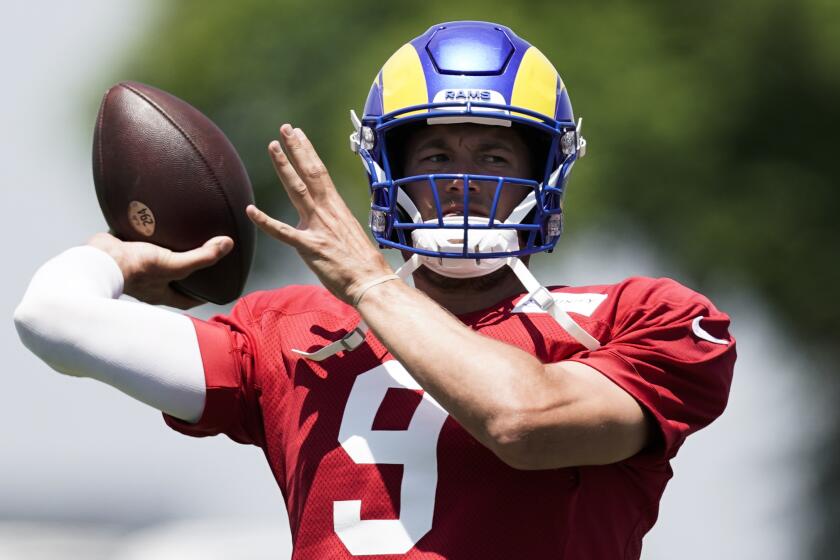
[86,232,233,309]
[246,124,392,305]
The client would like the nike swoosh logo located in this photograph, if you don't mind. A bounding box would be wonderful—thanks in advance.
[691,316,729,345]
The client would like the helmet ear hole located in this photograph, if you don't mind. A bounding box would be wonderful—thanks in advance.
[511,123,552,182]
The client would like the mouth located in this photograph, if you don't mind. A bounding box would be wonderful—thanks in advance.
[441,204,488,218]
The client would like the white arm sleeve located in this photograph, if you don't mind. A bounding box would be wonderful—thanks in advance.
[13,246,206,422]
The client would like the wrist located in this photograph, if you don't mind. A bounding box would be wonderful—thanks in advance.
[56,245,126,297]
[86,233,134,283]
[354,276,413,315]
[351,274,401,307]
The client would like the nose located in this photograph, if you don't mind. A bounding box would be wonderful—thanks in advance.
[442,177,479,194]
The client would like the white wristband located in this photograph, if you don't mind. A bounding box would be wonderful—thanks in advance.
[352,274,400,307]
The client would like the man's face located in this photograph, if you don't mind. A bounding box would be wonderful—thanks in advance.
[400,123,534,222]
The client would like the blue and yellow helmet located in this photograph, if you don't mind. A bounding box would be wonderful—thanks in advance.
[350,21,586,261]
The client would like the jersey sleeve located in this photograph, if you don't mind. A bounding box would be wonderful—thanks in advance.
[163,294,266,448]
[569,278,736,461]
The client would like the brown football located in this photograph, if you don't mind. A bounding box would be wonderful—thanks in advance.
[92,81,255,304]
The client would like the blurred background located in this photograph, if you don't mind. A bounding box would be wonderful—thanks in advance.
[2,0,838,558]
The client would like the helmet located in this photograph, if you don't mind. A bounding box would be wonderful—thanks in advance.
[350,21,586,278]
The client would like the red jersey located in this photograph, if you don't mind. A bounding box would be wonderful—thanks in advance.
[165,276,735,559]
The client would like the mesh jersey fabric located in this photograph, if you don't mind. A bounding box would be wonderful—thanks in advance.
[164,276,735,559]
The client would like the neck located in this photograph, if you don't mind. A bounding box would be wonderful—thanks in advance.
[410,258,529,315]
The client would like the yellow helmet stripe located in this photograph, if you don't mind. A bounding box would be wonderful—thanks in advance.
[510,46,561,121]
[381,43,428,117]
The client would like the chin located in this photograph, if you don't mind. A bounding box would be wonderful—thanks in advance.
[416,263,515,292]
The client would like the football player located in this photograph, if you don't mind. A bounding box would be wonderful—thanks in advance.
[14,21,735,559]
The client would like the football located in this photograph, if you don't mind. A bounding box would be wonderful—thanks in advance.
[92,81,255,304]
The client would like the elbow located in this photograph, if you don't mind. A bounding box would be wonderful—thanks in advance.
[13,297,44,350]
[481,379,571,470]
[479,367,584,470]
[480,361,653,470]
[484,414,602,471]
[484,403,644,471]
[14,296,66,361]
[14,296,87,379]
[484,410,561,471]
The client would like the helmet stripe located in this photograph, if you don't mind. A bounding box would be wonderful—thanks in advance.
[510,46,561,121]
[381,43,428,117]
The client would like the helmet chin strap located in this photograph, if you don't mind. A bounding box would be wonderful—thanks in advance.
[291,255,423,361]
[293,253,599,362]
[504,258,601,351]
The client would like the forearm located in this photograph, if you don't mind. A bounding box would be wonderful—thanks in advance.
[356,279,564,456]
[14,246,206,421]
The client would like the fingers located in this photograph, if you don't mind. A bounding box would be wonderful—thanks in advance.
[276,124,332,200]
[246,205,304,248]
[268,139,316,216]
[165,236,234,279]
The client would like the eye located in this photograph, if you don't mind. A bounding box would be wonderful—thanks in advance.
[480,153,508,164]
[424,153,449,163]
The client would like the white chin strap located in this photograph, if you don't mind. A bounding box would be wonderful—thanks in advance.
[293,255,600,362]
[291,256,423,362]
[505,258,601,351]
[411,216,519,279]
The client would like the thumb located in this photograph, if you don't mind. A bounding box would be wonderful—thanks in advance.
[165,236,234,278]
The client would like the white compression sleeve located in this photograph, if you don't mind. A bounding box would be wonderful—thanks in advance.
[13,246,206,422]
